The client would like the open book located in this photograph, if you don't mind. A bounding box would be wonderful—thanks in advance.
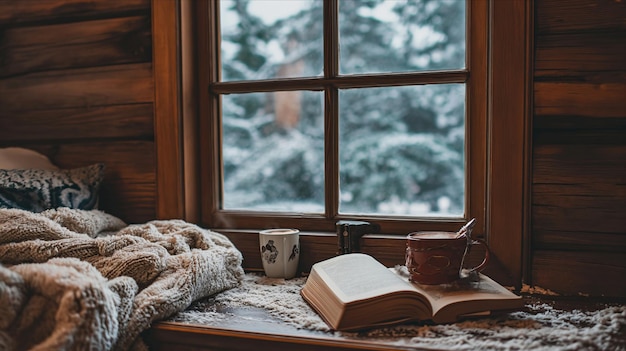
[300,253,523,331]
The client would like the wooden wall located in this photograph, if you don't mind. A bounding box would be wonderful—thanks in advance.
[0,0,625,297]
[0,0,156,223]
[532,0,626,297]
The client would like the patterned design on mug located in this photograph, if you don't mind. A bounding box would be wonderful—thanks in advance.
[288,244,299,261]
[261,240,278,264]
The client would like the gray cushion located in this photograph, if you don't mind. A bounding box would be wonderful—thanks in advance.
[0,164,105,212]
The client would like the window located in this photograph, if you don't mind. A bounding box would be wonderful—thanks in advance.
[200,0,487,235]
[153,0,531,284]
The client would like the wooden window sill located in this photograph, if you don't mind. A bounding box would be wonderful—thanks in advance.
[146,304,429,351]
[144,278,626,351]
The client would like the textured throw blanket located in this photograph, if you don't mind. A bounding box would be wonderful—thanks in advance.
[0,208,244,351]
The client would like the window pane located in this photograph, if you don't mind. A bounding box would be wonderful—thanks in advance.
[339,84,465,217]
[339,0,466,75]
[222,91,325,212]
[220,0,323,81]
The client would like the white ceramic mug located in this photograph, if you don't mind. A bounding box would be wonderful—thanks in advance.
[259,228,300,279]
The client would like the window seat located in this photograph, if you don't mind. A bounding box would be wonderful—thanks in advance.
[144,272,626,351]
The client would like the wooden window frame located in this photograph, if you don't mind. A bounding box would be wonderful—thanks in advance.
[152,0,533,286]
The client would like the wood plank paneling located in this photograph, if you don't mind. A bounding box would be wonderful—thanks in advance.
[0,104,153,142]
[0,63,153,114]
[534,229,626,253]
[533,115,626,130]
[534,82,626,118]
[532,0,626,297]
[0,0,149,25]
[533,144,626,184]
[532,203,625,241]
[532,251,626,297]
[0,16,151,77]
[532,142,626,249]
[535,33,626,77]
[535,0,626,34]
[532,183,626,234]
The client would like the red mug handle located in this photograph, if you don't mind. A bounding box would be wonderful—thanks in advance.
[465,238,490,273]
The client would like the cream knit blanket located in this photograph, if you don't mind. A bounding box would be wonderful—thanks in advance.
[0,208,244,351]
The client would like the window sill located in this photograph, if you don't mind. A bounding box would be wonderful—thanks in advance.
[147,311,412,351]
[221,230,517,287]
[145,274,626,351]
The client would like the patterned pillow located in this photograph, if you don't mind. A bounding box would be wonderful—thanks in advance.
[0,163,105,212]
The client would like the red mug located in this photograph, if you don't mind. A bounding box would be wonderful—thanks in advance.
[405,231,490,285]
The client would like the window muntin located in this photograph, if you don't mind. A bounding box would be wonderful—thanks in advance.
[208,0,483,234]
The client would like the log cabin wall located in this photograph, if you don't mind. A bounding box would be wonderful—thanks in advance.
[0,0,624,297]
[0,0,156,224]
[531,0,626,297]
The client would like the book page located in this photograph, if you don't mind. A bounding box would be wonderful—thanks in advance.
[314,253,416,303]
[388,265,525,324]
[393,267,521,317]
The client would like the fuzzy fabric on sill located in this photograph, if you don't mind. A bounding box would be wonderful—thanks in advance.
[170,272,626,351]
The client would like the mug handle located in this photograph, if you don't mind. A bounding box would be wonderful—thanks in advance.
[465,238,490,273]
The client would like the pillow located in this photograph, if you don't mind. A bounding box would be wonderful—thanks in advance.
[0,147,59,170]
[0,163,105,212]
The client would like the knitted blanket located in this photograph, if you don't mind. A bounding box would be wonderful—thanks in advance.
[0,208,244,351]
